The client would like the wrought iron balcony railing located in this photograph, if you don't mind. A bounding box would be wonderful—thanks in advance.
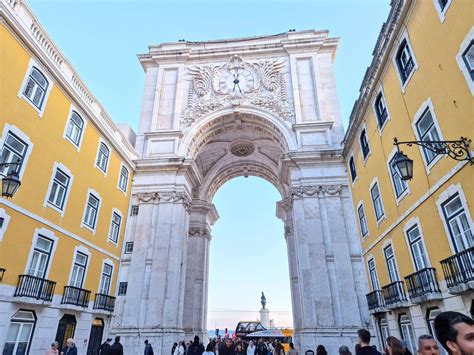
[440,247,474,288]
[404,267,440,301]
[61,286,91,308]
[366,290,385,311]
[14,274,56,302]
[93,293,115,312]
[382,280,408,307]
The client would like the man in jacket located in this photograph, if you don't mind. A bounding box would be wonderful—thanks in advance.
[187,336,204,355]
[99,338,112,355]
[60,338,77,355]
[255,339,268,355]
[109,336,123,355]
[144,339,154,355]
[356,329,381,355]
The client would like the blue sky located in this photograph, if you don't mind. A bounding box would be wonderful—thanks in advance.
[28,0,390,330]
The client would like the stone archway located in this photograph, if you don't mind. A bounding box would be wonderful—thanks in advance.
[112,31,370,354]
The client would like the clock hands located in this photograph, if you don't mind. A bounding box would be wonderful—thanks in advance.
[232,69,242,93]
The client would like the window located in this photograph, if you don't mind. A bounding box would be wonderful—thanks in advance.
[384,244,399,282]
[396,39,415,84]
[130,205,139,216]
[22,67,48,109]
[415,108,442,165]
[437,0,449,11]
[27,236,53,278]
[368,258,380,290]
[349,157,357,182]
[399,314,417,354]
[389,154,408,198]
[118,166,129,192]
[360,129,370,159]
[370,182,385,221]
[462,41,474,80]
[378,317,390,347]
[0,217,3,229]
[70,252,88,288]
[358,204,368,237]
[65,111,84,147]
[0,132,27,176]
[407,225,429,271]
[442,194,473,252]
[83,193,100,230]
[96,142,109,173]
[108,212,122,244]
[118,282,128,296]
[47,168,70,210]
[124,242,134,254]
[374,92,388,129]
[99,264,113,295]
[0,208,10,242]
[3,310,36,355]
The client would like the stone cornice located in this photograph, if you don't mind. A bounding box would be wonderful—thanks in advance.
[290,184,343,198]
[136,190,192,210]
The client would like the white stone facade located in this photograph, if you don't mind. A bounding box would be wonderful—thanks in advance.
[112,30,370,354]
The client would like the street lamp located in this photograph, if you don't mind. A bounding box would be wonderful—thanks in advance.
[393,137,473,180]
[0,160,22,198]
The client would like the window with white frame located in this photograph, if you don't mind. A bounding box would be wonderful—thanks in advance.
[118,282,128,296]
[399,314,417,354]
[379,316,390,346]
[27,236,53,278]
[415,108,442,165]
[374,92,388,129]
[370,182,385,221]
[3,310,36,355]
[22,67,49,110]
[69,252,88,288]
[368,258,380,290]
[65,111,84,147]
[118,166,129,192]
[441,193,473,252]
[389,154,408,198]
[360,129,370,160]
[83,193,100,230]
[384,244,399,282]
[99,263,113,295]
[124,242,134,254]
[47,168,71,210]
[108,212,122,244]
[461,41,474,80]
[0,132,28,176]
[349,156,357,182]
[96,142,110,173]
[0,209,11,242]
[396,39,416,84]
[426,308,447,355]
[358,204,369,237]
[406,225,429,271]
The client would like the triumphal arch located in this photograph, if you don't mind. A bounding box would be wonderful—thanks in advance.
[112,30,369,353]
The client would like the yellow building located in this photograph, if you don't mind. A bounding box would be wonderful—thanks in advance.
[0,1,136,354]
[343,0,473,352]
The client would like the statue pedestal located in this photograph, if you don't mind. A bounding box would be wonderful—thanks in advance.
[259,308,270,328]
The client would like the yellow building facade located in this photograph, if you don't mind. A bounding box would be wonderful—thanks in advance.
[0,1,136,354]
[343,0,473,352]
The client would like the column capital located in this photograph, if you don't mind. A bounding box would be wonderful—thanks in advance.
[135,190,192,210]
[289,184,343,199]
[188,226,211,240]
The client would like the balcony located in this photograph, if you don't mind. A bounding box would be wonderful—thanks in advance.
[366,290,385,313]
[382,281,409,309]
[14,274,56,302]
[404,267,441,303]
[93,293,115,312]
[440,247,474,294]
[61,286,91,308]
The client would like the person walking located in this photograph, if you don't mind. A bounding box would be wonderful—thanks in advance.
[144,339,154,355]
[109,336,123,355]
[316,345,328,355]
[204,343,216,355]
[255,339,267,355]
[433,311,474,355]
[385,337,405,355]
[235,343,246,355]
[175,341,186,355]
[339,345,352,355]
[247,340,256,355]
[417,334,440,355]
[99,338,112,355]
[356,329,381,355]
[60,338,77,355]
[188,336,205,355]
[45,341,59,355]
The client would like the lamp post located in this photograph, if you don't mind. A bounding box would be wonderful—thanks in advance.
[0,160,22,198]
[393,137,473,180]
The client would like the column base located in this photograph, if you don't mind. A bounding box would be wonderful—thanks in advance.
[110,327,185,354]
[294,327,367,354]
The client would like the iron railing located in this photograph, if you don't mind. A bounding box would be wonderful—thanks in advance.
[382,281,408,306]
[61,286,91,307]
[14,274,56,301]
[93,293,115,312]
[366,290,385,310]
[404,267,440,300]
[440,247,474,288]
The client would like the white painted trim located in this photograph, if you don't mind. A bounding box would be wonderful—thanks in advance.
[456,27,474,96]
[386,147,410,205]
[62,104,88,151]
[23,227,59,278]
[381,239,401,282]
[98,258,115,295]
[0,123,34,180]
[372,84,391,135]
[366,255,381,291]
[402,216,433,271]
[357,200,369,239]
[67,245,92,288]
[432,0,452,23]
[80,188,102,234]
[391,29,419,93]
[348,151,358,186]
[43,161,74,216]
[359,124,371,165]
[116,163,129,195]
[17,58,54,117]
[369,177,386,225]
[94,138,111,176]
[0,198,119,260]
[0,208,11,242]
[107,208,123,246]
[412,98,445,173]
[435,183,474,254]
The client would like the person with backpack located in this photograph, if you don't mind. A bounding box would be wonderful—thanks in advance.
[144,340,154,355]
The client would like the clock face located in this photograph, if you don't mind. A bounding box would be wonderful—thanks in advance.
[219,68,255,94]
